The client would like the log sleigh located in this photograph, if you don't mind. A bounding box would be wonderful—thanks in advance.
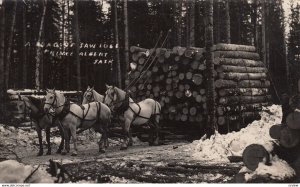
[127,43,271,128]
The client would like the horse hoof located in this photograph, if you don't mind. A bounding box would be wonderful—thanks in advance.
[56,149,62,154]
[71,152,78,156]
[46,151,51,155]
[120,146,128,150]
[37,152,43,156]
[99,149,106,153]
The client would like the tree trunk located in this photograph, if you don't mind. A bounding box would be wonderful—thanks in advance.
[66,0,70,90]
[0,3,5,121]
[224,0,231,43]
[252,0,258,47]
[262,0,267,67]
[265,0,270,69]
[124,0,129,83]
[35,0,47,91]
[5,0,17,88]
[189,0,195,47]
[177,1,182,46]
[215,0,220,44]
[114,0,121,88]
[204,0,217,135]
[22,2,27,88]
[74,0,81,90]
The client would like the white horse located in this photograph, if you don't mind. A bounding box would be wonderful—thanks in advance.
[13,94,65,156]
[82,86,104,105]
[104,85,161,150]
[44,89,111,156]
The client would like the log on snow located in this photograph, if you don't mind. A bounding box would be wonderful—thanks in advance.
[242,144,270,171]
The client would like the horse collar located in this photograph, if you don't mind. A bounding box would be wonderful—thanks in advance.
[114,93,130,115]
[56,99,71,120]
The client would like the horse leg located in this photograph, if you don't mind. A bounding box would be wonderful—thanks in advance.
[61,126,70,155]
[45,127,52,155]
[96,123,106,153]
[153,114,160,146]
[57,123,64,154]
[70,126,78,156]
[120,119,131,150]
[36,127,43,156]
[128,129,133,146]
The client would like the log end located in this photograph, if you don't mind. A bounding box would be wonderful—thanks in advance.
[242,144,270,171]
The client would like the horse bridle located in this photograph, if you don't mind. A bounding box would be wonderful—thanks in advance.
[84,89,95,103]
[44,92,65,116]
[12,95,32,120]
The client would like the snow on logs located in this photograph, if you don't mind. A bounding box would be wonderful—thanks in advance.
[127,43,271,127]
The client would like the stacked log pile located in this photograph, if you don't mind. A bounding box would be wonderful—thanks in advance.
[213,44,271,126]
[126,44,271,129]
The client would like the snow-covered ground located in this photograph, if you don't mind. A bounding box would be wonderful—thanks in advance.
[0,104,297,183]
[180,104,296,181]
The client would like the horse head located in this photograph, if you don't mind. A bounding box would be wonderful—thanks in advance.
[104,84,118,110]
[82,86,95,104]
[44,88,63,114]
[13,94,32,121]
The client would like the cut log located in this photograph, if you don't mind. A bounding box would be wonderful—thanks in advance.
[172,46,186,56]
[195,114,203,122]
[242,144,270,171]
[238,80,270,88]
[130,46,148,53]
[216,103,268,115]
[218,88,269,97]
[214,51,260,60]
[214,43,256,52]
[218,72,267,81]
[218,116,226,125]
[189,107,197,116]
[286,112,300,130]
[269,124,284,139]
[219,95,271,105]
[215,79,237,88]
[138,57,146,64]
[214,58,264,67]
[215,79,270,89]
[191,60,200,70]
[192,74,203,85]
[280,126,300,148]
[216,65,267,73]
[186,72,193,80]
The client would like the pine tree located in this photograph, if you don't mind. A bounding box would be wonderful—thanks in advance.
[204,0,216,136]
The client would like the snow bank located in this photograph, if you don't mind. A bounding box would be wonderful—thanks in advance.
[0,160,55,183]
[182,104,282,162]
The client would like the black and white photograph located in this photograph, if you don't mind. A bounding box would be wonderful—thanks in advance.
[0,0,299,184]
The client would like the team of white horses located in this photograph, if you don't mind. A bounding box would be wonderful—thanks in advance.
[13,85,161,156]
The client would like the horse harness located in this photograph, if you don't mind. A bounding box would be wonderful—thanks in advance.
[46,94,102,129]
[109,92,160,126]
[16,96,50,129]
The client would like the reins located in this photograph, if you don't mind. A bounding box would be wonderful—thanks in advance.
[125,29,171,91]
